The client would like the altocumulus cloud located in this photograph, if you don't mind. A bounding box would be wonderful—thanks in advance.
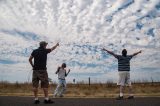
[0,0,160,83]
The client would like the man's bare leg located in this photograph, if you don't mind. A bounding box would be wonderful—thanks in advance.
[33,87,38,100]
[129,85,133,96]
[127,85,134,99]
[43,88,54,103]
[116,85,124,100]
[120,85,124,97]
[43,88,49,100]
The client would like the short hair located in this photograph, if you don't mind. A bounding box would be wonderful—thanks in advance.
[62,63,66,68]
[122,49,127,56]
[39,41,48,47]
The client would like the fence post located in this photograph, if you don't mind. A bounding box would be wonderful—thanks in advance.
[89,77,90,86]
[73,79,75,84]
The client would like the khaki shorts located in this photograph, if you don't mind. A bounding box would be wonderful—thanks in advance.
[32,70,49,88]
[117,71,131,86]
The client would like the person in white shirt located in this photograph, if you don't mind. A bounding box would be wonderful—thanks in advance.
[54,63,70,97]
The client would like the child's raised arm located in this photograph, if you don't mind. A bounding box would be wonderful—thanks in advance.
[55,67,60,74]
[65,69,70,77]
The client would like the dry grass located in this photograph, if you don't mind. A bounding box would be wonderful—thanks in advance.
[0,81,160,97]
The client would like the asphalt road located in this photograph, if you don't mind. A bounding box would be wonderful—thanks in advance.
[0,96,160,106]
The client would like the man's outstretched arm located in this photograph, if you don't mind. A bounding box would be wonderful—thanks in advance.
[29,56,34,68]
[102,48,117,58]
[50,43,59,52]
[132,50,142,57]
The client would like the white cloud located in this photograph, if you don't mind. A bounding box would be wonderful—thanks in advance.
[0,0,160,82]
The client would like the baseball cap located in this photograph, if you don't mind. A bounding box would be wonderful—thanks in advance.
[39,41,48,47]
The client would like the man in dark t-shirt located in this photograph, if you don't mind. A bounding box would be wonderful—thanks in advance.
[31,47,51,70]
[102,48,142,100]
[29,41,59,104]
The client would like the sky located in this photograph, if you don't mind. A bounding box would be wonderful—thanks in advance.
[0,0,160,83]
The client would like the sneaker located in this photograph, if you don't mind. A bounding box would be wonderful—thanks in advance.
[127,96,134,99]
[44,99,54,104]
[116,96,123,100]
[34,100,40,104]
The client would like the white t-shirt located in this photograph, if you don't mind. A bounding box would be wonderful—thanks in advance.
[58,68,66,79]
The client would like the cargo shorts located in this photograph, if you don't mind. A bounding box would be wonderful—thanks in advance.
[117,71,131,86]
[32,70,49,88]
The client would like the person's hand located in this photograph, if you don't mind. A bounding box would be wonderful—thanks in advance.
[68,69,70,73]
[56,43,59,46]
[102,48,106,51]
[139,50,142,53]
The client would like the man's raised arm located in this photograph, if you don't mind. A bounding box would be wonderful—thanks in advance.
[132,50,142,57]
[102,48,118,58]
[50,43,59,52]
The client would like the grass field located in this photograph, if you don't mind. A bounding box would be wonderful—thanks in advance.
[0,81,160,98]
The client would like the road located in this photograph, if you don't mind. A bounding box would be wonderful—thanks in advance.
[0,96,159,106]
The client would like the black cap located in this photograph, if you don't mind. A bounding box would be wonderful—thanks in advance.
[39,41,48,47]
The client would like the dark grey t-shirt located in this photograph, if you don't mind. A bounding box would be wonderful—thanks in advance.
[31,47,51,70]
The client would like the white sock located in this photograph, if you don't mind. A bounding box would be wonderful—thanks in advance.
[120,93,123,97]
[34,98,38,100]
[45,97,49,100]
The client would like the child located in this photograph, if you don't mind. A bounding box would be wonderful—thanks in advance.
[54,63,70,97]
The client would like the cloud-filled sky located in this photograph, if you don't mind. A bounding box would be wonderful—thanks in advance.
[0,0,160,83]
